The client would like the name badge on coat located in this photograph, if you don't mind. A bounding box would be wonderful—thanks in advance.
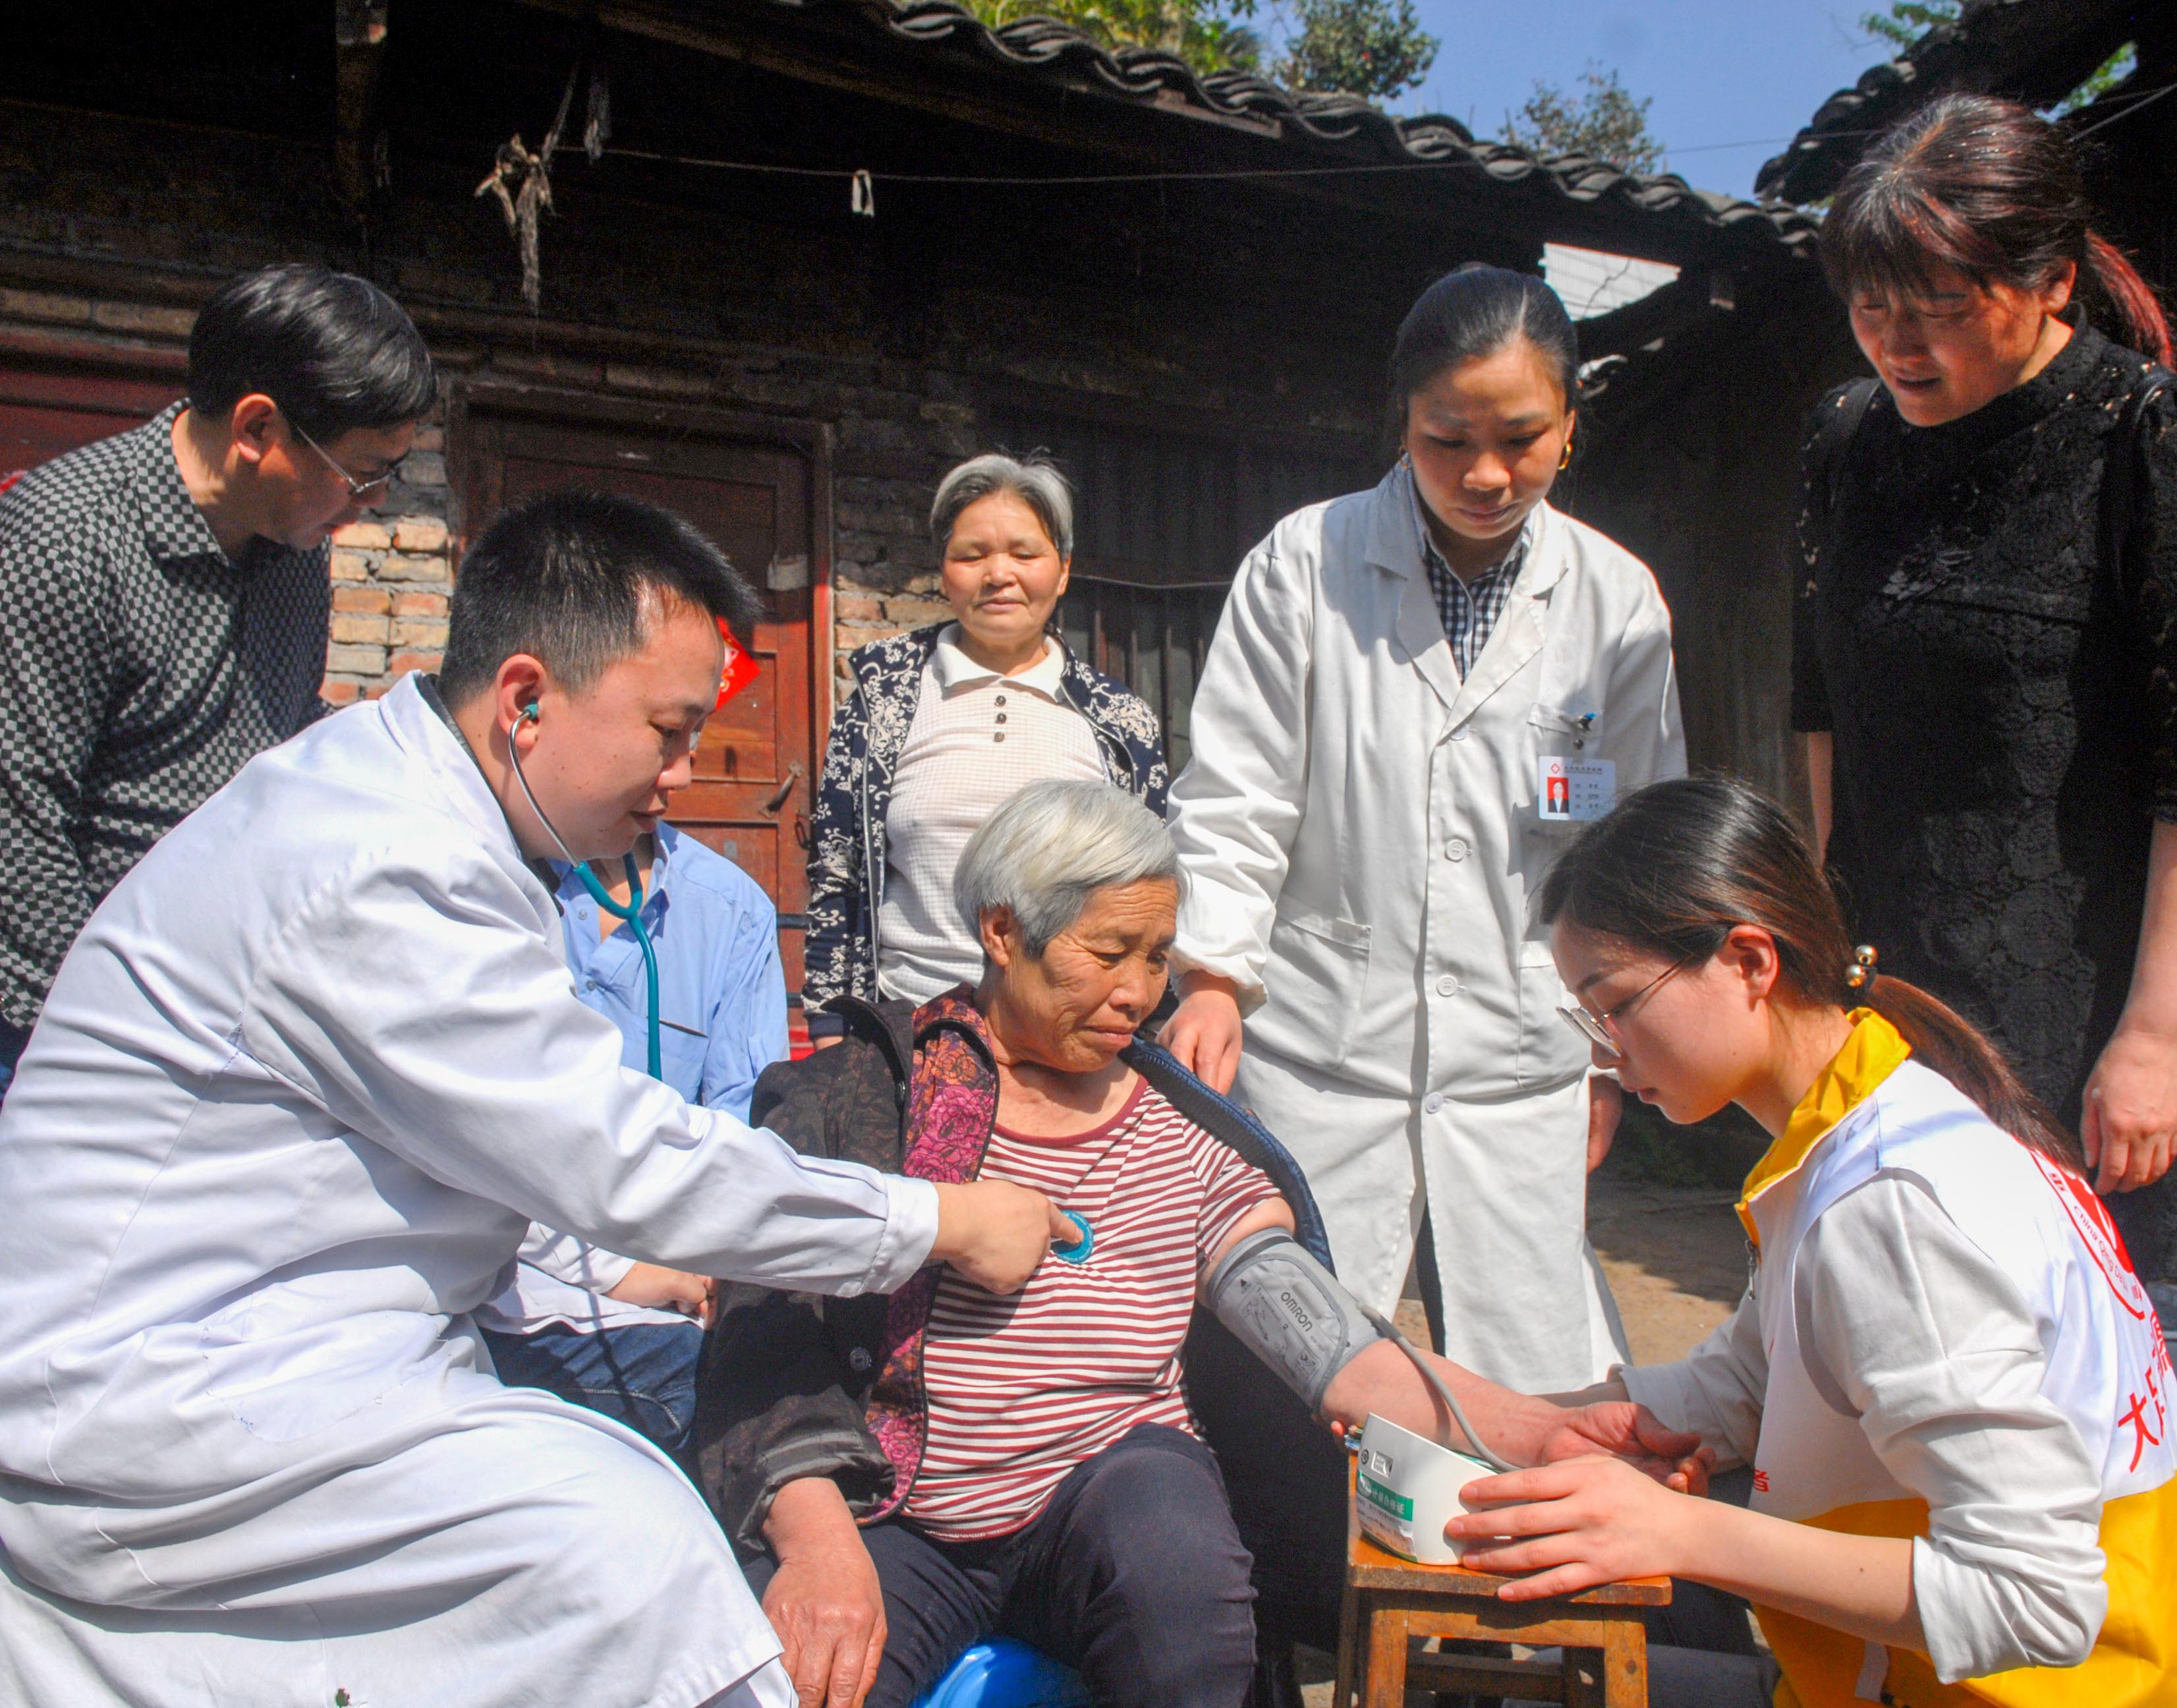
[1539,756,1616,822]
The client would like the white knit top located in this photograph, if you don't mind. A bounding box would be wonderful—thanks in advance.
[876,627,1106,1004]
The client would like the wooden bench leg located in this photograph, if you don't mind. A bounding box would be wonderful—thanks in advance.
[1363,1604,1409,1708]
[1599,1620,1648,1708]
[1334,1587,1360,1708]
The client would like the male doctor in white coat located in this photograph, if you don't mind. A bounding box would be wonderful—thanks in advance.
[0,490,1061,1708]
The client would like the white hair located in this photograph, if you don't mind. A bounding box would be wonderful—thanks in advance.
[930,452,1075,561]
[954,780,1179,956]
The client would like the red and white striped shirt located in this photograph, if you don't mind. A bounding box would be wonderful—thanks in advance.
[906,1075,1281,1541]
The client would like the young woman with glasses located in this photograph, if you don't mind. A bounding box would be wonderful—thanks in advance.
[1456,774,2174,1708]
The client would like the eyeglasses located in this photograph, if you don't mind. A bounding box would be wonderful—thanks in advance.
[287,416,405,499]
[1557,956,1699,1060]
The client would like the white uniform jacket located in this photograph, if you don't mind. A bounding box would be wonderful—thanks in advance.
[0,673,935,1708]
[1168,465,1683,1385]
[1627,1016,2176,1707]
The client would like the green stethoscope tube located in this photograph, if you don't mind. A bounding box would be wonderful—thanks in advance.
[571,854,663,1080]
[508,704,664,1079]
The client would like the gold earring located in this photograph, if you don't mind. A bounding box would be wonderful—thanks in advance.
[1558,438,1574,470]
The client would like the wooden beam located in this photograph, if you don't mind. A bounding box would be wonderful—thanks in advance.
[333,0,389,215]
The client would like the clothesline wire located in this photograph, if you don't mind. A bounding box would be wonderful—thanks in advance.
[606,144,1540,186]
[597,74,2177,192]
[602,140,1828,188]
[2072,76,2177,139]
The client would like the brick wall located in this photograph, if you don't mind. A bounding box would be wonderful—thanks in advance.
[324,492,453,706]
[0,96,1427,713]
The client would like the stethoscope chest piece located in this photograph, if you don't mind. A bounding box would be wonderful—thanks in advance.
[1052,1209,1094,1265]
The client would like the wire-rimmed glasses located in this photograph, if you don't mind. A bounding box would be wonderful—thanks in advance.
[287,416,406,499]
[1557,955,1700,1060]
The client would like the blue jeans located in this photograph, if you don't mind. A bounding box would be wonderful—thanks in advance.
[482,1321,703,1461]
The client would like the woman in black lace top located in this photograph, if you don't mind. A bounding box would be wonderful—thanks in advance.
[1792,96,2177,1284]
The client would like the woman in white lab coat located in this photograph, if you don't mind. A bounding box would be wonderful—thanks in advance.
[1161,265,1684,1392]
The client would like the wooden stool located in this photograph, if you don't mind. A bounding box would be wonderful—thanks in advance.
[1334,1464,1670,1707]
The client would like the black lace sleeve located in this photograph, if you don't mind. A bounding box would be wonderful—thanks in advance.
[1790,395,1840,735]
[2131,381,2177,824]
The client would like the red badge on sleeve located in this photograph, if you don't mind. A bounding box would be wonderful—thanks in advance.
[716,621,760,708]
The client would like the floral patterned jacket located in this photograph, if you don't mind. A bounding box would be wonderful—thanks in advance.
[801,624,1170,1035]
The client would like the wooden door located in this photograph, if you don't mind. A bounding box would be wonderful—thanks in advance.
[0,366,181,475]
[460,407,824,1012]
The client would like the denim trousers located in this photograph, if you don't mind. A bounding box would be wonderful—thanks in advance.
[744,1423,1259,1708]
[481,1320,704,1461]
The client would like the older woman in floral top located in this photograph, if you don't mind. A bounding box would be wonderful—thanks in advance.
[802,453,1166,1043]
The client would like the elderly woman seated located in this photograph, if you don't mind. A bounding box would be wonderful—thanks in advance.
[700,780,1703,1708]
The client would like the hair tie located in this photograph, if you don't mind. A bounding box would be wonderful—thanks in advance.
[1843,944,1879,992]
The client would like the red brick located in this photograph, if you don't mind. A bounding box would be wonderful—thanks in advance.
[329,549,372,583]
[331,613,391,645]
[327,642,387,674]
[884,595,952,626]
[0,288,91,326]
[397,451,447,489]
[319,679,362,706]
[388,649,443,677]
[605,362,718,399]
[391,517,449,553]
[391,617,449,649]
[90,300,196,338]
[332,521,391,550]
[376,552,447,584]
[488,351,604,387]
[331,586,392,615]
[391,592,447,618]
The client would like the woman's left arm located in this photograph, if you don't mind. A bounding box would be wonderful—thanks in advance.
[2092,392,2177,1190]
[2082,820,2177,1191]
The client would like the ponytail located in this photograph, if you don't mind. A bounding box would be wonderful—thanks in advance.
[2084,231,2173,368]
[1537,776,2085,1172]
[1855,968,2082,1170]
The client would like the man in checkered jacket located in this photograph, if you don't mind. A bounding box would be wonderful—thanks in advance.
[0,265,434,1090]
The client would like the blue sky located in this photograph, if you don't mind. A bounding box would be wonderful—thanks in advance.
[1312,1,1895,199]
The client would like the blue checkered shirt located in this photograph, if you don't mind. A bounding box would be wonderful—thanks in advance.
[1417,500,1533,679]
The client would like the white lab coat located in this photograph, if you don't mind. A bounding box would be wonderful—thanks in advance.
[1627,1043,2176,1694]
[1170,465,1684,1390]
[0,673,936,1708]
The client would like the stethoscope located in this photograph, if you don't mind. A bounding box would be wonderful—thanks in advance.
[507,700,664,1079]
[503,698,1098,1268]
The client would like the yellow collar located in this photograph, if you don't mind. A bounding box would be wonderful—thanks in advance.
[1736,1009,1910,1249]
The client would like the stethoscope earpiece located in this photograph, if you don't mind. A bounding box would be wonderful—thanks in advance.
[501,692,664,1079]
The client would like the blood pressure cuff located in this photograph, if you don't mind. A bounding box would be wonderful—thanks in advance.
[1202,1228,1386,1412]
